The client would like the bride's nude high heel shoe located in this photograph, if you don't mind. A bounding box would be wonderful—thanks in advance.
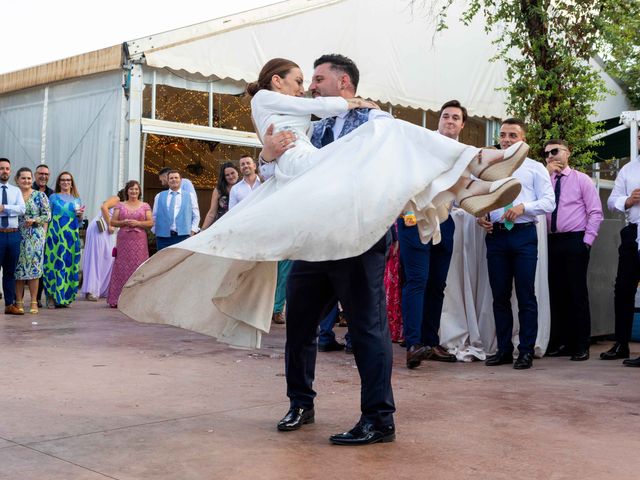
[457,177,522,217]
[469,141,529,182]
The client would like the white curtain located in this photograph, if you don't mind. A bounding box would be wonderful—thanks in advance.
[0,88,44,166]
[0,72,123,220]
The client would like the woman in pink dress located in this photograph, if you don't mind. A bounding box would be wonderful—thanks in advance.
[107,180,153,307]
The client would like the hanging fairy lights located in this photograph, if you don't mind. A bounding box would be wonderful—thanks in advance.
[142,85,256,189]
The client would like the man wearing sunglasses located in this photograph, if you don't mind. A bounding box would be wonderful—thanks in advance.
[544,140,603,361]
[605,130,640,366]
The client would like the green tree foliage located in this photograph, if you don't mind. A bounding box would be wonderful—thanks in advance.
[599,0,640,109]
[414,0,631,168]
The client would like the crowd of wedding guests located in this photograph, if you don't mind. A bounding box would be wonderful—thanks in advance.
[3,102,639,371]
[0,160,84,313]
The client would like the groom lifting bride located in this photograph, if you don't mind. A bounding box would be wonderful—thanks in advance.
[120,53,529,446]
[257,54,527,445]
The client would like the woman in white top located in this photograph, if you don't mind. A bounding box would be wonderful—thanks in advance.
[120,58,528,349]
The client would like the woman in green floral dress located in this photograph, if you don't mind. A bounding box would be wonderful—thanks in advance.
[15,167,51,314]
[43,172,85,307]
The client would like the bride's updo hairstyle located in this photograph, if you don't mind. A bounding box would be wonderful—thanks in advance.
[246,58,300,96]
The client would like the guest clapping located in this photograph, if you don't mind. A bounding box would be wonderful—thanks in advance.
[43,172,84,308]
[14,167,51,314]
[107,180,153,308]
[201,162,240,230]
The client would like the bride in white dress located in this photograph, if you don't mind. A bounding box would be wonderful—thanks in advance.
[119,58,527,349]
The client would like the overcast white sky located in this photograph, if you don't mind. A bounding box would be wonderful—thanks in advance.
[1,0,276,74]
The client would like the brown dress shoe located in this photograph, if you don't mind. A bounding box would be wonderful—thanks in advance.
[5,304,24,315]
[272,312,285,324]
[425,345,456,362]
[406,344,427,369]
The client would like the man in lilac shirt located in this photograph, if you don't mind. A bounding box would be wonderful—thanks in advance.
[544,139,603,361]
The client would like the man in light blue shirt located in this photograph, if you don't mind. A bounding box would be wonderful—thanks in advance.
[0,158,26,315]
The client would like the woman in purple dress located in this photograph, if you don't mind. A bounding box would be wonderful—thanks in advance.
[106,180,153,307]
[80,190,124,301]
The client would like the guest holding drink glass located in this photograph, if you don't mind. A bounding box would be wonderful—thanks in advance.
[43,172,84,308]
[14,167,51,314]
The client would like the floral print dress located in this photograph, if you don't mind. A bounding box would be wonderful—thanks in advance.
[16,190,51,280]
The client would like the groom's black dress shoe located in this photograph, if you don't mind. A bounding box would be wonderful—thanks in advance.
[623,356,640,367]
[513,352,533,370]
[599,342,630,360]
[485,351,513,366]
[329,421,395,446]
[277,407,315,431]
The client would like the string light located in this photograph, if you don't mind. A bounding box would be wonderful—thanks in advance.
[143,86,255,188]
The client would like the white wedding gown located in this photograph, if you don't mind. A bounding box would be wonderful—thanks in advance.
[119,89,478,348]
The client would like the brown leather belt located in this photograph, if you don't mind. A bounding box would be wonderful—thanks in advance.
[0,228,18,233]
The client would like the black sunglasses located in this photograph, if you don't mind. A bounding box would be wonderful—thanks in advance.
[544,147,567,157]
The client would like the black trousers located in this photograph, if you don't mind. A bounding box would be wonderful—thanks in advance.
[613,224,640,344]
[547,231,591,352]
[284,233,395,428]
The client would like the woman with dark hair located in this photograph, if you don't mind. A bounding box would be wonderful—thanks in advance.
[80,189,125,301]
[14,167,51,314]
[201,162,240,230]
[120,57,528,348]
[43,171,84,307]
[106,180,153,307]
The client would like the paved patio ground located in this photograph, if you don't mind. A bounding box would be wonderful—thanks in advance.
[1,300,639,480]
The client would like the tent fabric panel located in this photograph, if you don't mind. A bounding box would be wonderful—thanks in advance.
[44,72,124,220]
[0,87,45,166]
[144,0,509,118]
[0,45,122,95]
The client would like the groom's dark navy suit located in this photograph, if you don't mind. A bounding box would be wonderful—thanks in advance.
[284,108,395,428]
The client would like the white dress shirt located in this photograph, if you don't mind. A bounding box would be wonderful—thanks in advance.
[229,176,262,209]
[0,182,26,228]
[608,156,640,224]
[488,157,556,224]
[152,188,200,234]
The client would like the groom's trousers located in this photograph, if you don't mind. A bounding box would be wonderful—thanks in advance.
[284,232,395,428]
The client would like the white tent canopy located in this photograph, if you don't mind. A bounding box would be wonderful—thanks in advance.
[129,0,510,119]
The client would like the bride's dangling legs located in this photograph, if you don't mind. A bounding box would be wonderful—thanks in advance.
[467,142,529,181]
[449,174,522,218]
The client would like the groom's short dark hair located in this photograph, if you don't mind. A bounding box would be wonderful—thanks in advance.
[314,54,360,90]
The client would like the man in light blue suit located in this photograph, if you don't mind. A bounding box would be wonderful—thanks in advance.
[152,170,200,251]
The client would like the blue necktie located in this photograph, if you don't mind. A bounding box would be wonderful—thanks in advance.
[320,117,336,147]
[169,191,177,229]
[1,186,8,228]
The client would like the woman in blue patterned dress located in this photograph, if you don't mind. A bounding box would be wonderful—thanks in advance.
[43,172,85,308]
[15,167,51,314]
